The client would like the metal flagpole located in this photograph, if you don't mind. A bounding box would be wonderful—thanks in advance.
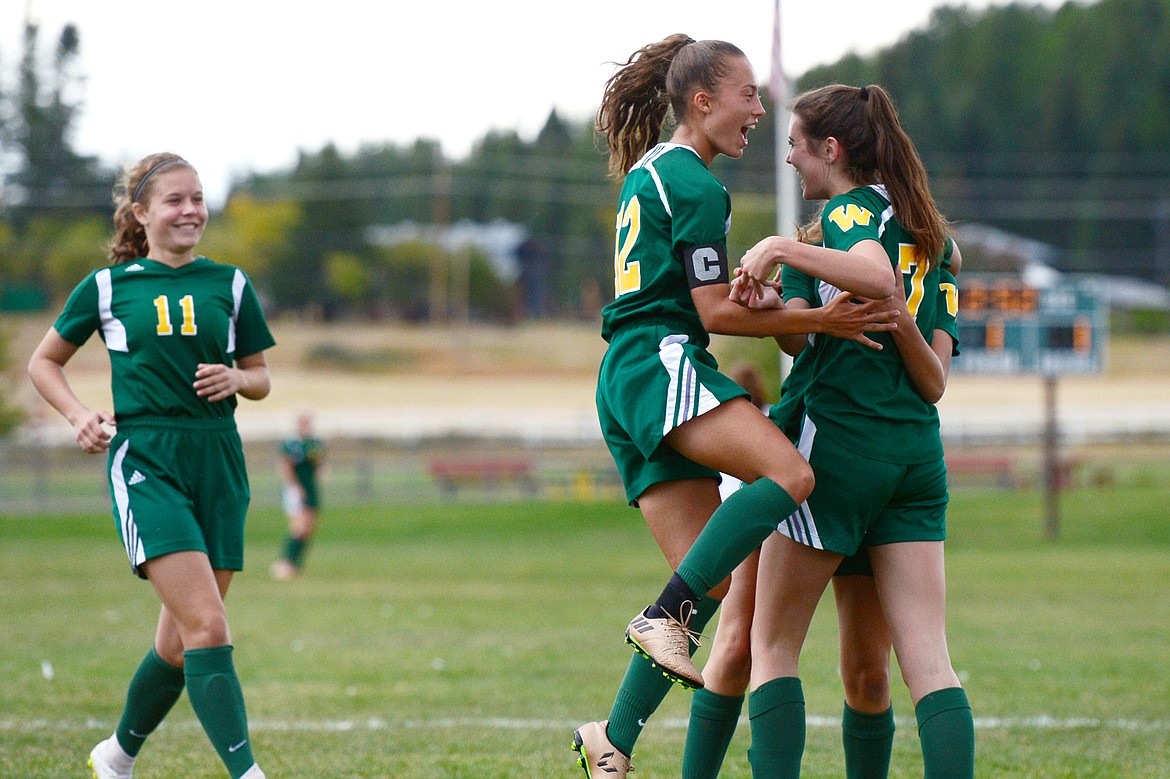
[772,0,799,381]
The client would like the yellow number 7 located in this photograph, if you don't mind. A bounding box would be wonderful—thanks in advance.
[898,245,928,317]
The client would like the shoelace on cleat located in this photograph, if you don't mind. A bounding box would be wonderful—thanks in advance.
[662,600,705,657]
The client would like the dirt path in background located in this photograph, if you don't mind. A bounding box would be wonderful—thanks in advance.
[7,315,1169,443]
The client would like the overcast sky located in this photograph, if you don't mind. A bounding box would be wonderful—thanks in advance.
[3,0,1071,205]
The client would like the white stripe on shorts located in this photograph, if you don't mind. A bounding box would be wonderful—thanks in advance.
[658,334,719,436]
[777,414,825,550]
[110,439,146,571]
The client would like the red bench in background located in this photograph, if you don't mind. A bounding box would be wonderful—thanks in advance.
[427,457,537,495]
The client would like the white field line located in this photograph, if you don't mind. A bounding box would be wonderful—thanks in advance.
[1,715,1167,733]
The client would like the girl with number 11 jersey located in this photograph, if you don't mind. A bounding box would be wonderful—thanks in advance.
[29,152,273,779]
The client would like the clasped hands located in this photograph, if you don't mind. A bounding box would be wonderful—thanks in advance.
[729,238,902,348]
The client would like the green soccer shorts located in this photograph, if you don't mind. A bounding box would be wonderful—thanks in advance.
[778,414,948,555]
[301,480,320,510]
[834,547,874,577]
[106,418,251,578]
[597,324,749,505]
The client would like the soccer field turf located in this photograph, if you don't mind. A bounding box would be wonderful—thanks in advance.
[2,486,1168,778]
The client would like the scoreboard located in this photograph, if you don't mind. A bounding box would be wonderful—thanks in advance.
[953,275,1108,375]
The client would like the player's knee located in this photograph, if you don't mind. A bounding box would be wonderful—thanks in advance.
[718,621,753,668]
[705,628,752,692]
[180,612,231,650]
[758,457,814,504]
[780,461,814,504]
[841,662,891,710]
[155,643,185,668]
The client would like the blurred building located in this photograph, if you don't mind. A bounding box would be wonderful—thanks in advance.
[956,223,1170,311]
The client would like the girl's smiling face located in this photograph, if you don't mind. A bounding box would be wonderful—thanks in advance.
[705,55,766,160]
[786,114,834,201]
[681,54,766,164]
[134,167,207,263]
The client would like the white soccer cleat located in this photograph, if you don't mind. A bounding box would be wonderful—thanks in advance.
[269,559,299,580]
[88,735,135,779]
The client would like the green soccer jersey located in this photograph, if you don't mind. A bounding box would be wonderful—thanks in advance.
[54,257,276,423]
[767,265,820,439]
[775,263,959,445]
[798,185,960,464]
[600,143,733,346]
[281,436,325,491]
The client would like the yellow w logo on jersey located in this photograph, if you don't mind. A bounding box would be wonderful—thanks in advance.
[827,203,874,232]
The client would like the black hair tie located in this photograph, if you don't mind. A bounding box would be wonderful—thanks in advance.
[859,86,870,101]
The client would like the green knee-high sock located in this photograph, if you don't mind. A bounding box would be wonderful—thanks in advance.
[607,594,719,756]
[115,647,186,757]
[682,688,745,779]
[843,703,895,779]
[747,677,805,778]
[676,478,798,598]
[283,535,307,566]
[916,687,974,779]
[184,646,257,779]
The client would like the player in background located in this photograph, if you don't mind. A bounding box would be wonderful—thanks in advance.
[271,408,328,580]
[732,83,972,777]
[573,34,900,779]
[27,153,274,779]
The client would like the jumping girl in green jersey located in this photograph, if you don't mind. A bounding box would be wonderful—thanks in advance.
[573,35,901,779]
[28,153,274,779]
[731,83,973,778]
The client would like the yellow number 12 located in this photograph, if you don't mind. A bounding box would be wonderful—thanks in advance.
[613,196,642,297]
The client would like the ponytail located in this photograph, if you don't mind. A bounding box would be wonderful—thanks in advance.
[864,85,949,266]
[793,84,949,267]
[597,35,746,178]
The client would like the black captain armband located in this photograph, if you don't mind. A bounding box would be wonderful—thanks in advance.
[681,243,730,289]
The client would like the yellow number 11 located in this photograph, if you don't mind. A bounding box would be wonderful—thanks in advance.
[154,294,198,336]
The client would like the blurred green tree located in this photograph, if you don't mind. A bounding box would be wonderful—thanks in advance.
[1,22,112,228]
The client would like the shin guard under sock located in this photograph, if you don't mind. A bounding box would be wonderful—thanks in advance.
[747,677,805,778]
[843,703,895,779]
[115,646,185,757]
[676,478,799,597]
[683,687,745,779]
[916,687,974,779]
[184,646,257,778]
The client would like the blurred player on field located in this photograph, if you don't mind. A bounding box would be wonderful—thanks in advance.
[28,152,273,779]
[271,408,328,579]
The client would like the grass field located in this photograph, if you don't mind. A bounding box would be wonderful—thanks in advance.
[2,485,1169,778]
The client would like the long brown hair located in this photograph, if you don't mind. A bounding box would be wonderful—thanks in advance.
[794,84,950,267]
[108,152,194,264]
[597,35,746,178]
